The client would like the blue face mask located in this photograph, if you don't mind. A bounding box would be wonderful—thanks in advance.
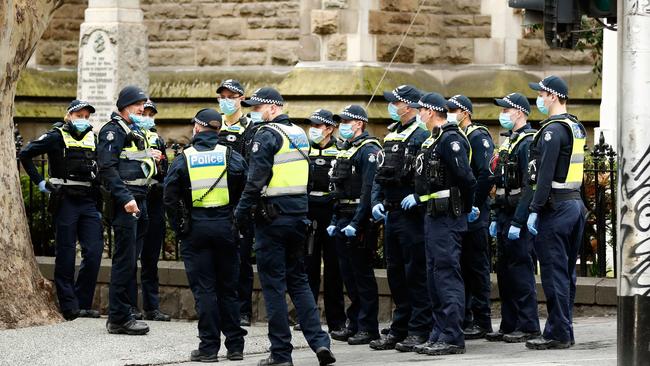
[499,112,515,130]
[416,114,423,126]
[536,96,549,115]
[219,98,238,116]
[250,111,264,124]
[139,116,155,130]
[339,123,355,140]
[387,103,401,122]
[309,127,325,144]
[71,119,91,132]
[129,113,147,129]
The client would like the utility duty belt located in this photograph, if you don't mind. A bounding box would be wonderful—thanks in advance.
[424,187,462,218]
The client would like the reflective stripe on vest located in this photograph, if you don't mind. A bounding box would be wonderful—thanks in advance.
[261,123,310,197]
[537,118,586,190]
[309,147,339,157]
[184,145,230,208]
[383,121,424,143]
[119,133,156,185]
[336,138,381,160]
[55,127,96,151]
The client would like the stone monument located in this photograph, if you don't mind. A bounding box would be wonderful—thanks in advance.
[77,0,149,125]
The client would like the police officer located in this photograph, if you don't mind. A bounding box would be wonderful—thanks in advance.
[127,99,171,321]
[525,76,587,350]
[304,109,347,334]
[487,93,541,343]
[446,94,494,339]
[98,85,161,335]
[327,104,382,345]
[216,79,255,327]
[19,100,103,321]
[369,85,432,351]
[402,92,476,355]
[233,88,335,366]
[164,108,248,362]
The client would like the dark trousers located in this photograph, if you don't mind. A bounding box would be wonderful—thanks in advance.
[495,212,540,334]
[255,215,330,363]
[333,215,379,336]
[128,187,165,311]
[424,214,466,347]
[534,199,586,343]
[384,209,432,338]
[238,222,254,318]
[305,202,346,331]
[53,195,103,312]
[460,227,493,330]
[181,219,246,355]
[108,197,149,324]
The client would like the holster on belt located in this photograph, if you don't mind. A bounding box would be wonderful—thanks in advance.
[47,186,63,216]
[99,185,114,225]
[255,199,279,225]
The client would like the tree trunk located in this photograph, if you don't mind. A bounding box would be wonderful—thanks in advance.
[0,0,64,329]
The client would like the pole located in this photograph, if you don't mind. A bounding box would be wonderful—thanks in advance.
[617,1,650,364]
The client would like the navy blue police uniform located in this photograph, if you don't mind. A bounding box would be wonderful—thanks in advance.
[526,77,587,350]
[409,93,476,355]
[216,79,256,325]
[489,93,541,342]
[370,85,432,350]
[328,105,382,345]
[131,100,171,321]
[234,88,334,366]
[447,95,495,337]
[19,100,103,320]
[305,109,347,333]
[163,109,248,361]
[98,86,154,334]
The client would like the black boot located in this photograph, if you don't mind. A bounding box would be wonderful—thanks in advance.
[257,356,293,366]
[423,342,466,356]
[190,349,218,362]
[503,330,541,343]
[78,309,100,318]
[485,330,505,342]
[395,335,428,352]
[240,314,251,327]
[315,347,336,365]
[525,337,571,350]
[106,318,149,335]
[369,333,403,350]
[463,325,489,340]
[330,328,354,342]
[348,331,379,345]
[144,309,171,321]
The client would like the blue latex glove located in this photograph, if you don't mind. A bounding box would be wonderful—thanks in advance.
[527,213,538,236]
[489,221,497,238]
[372,203,386,221]
[467,206,480,223]
[507,225,521,240]
[38,180,51,194]
[401,194,418,210]
[341,225,357,237]
[326,225,337,237]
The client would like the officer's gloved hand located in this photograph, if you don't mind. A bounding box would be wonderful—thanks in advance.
[527,213,539,236]
[467,206,480,222]
[38,180,51,194]
[372,203,386,221]
[326,225,337,237]
[401,194,418,210]
[489,221,497,238]
[341,225,357,237]
[507,225,521,240]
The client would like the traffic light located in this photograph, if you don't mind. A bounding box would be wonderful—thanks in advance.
[509,0,617,49]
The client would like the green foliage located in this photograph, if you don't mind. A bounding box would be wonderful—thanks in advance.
[574,17,604,89]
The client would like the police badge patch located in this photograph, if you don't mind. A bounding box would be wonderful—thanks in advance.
[482,139,490,148]
[451,141,461,152]
[544,132,552,141]
[106,131,115,141]
[368,153,376,163]
[252,142,260,153]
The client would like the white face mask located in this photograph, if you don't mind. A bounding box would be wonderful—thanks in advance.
[446,113,458,124]
[309,127,325,144]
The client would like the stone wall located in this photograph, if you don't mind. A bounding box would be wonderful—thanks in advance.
[34,0,597,68]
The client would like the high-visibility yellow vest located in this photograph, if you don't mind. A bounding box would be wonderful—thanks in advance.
[55,127,96,151]
[116,122,156,186]
[184,144,230,208]
[383,121,423,143]
[262,123,310,197]
[535,118,586,190]
[51,127,96,186]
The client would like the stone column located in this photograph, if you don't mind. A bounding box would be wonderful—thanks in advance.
[77,0,148,124]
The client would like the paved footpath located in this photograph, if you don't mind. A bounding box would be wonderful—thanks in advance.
[0,316,615,366]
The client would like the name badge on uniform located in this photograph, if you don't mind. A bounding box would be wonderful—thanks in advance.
[189,152,225,168]
[289,134,309,149]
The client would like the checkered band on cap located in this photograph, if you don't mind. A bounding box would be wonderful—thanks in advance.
[341,110,368,123]
[193,117,209,127]
[538,81,567,99]
[68,102,92,113]
[222,81,244,95]
[418,100,446,112]
[310,113,335,125]
[250,95,283,106]
[502,94,529,115]
[392,89,417,104]
[448,95,472,115]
